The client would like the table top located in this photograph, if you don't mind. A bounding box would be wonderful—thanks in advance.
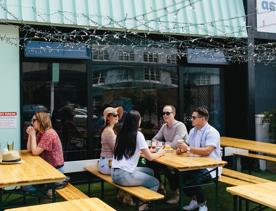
[153,151,226,171]
[221,136,276,156]
[0,150,66,188]
[227,182,276,209]
[5,197,116,211]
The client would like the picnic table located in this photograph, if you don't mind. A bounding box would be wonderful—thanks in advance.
[0,150,66,210]
[153,151,226,211]
[5,197,116,211]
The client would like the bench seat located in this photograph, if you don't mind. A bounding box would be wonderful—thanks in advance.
[219,168,271,186]
[56,183,89,201]
[85,165,164,202]
[234,152,276,162]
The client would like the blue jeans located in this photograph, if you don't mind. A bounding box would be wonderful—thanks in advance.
[111,167,159,191]
[98,157,112,175]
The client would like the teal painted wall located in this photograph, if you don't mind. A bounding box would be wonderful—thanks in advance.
[0,25,20,150]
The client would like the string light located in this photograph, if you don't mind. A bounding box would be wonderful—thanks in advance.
[0,0,276,64]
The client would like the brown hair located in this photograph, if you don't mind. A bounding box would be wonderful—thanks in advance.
[163,105,176,114]
[35,111,52,132]
[193,106,209,120]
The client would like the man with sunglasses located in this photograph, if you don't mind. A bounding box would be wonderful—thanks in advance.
[176,107,221,211]
[151,105,188,204]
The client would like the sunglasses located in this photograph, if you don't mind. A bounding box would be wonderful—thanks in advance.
[108,113,119,117]
[32,118,38,123]
[162,112,173,116]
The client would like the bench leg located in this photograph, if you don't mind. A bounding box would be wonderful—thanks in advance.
[215,168,219,211]
[233,195,238,211]
[101,180,105,199]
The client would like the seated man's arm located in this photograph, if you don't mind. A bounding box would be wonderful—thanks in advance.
[152,125,165,142]
[171,123,188,149]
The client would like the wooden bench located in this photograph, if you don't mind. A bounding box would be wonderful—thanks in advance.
[234,152,276,162]
[219,168,271,186]
[56,183,89,201]
[85,164,164,203]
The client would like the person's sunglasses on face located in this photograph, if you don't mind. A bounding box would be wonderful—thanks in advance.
[162,111,173,116]
[108,113,119,117]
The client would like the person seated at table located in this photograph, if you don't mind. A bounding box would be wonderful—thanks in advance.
[25,111,67,196]
[111,110,165,211]
[98,106,123,175]
[98,106,134,206]
[176,107,222,211]
[151,104,188,203]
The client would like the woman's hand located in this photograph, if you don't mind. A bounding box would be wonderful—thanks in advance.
[156,148,166,157]
[26,126,36,136]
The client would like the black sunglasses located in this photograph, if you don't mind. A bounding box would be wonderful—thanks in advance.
[162,112,173,116]
[32,118,38,123]
[108,113,119,117]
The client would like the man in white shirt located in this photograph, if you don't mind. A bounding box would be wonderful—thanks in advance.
[177,107,221,211]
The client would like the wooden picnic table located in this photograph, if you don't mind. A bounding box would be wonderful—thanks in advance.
[0,150,65,188]
[153,151,226,211]
[0,150,66,210]
[221,136,276,156]
[4,197,116,211]
[227,182,276,210]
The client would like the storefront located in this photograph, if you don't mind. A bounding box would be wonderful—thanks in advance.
[0,0,248,162]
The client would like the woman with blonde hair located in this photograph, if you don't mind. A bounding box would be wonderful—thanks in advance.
[26,111,64,171]
[98,106,123,175]
[25,111,66,196]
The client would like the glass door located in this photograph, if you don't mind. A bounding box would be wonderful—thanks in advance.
[179,66,225,133]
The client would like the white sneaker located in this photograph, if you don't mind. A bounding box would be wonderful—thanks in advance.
[198,204,208,211]
[183,199,199,210]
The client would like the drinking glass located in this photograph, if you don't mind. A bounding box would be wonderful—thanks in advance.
[7,141,14,151]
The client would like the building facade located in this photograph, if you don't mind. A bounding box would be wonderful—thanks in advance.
[1,0,265,162]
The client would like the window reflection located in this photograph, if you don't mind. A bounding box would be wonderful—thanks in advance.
[91,64,178,146]
[22,62,87,161]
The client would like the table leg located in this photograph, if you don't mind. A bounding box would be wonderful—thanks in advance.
[233,195,237,211]
[178,171,184,211]
[215,167,219,211]
[0,188,3,211]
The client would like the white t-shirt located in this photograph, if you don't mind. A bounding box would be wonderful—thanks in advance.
[112,131,148,173]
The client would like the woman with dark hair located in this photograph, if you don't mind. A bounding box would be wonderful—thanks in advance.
[112,110,165,211]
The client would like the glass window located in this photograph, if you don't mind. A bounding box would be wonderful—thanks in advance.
[181,67,224,133]
[90,64,178,156]
[22,62,87,161]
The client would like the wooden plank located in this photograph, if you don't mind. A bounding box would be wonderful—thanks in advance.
[56,183,89,200]
[227,182,276,209]
[234,152,276,162]
[219,176,252,186]
[221,137,276,156]
[222,168,271,184]
[0,151,65,188]
[5,197,116,211]
[85,165,164,202]
[153,151,226,171]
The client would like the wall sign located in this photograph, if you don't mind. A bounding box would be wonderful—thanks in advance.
[257,0,276,33]
[0,112,17,128]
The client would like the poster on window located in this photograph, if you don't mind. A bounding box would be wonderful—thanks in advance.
[257,0,276,33]
[0,112,17,128]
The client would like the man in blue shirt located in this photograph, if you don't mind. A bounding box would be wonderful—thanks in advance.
[177,107,221,211]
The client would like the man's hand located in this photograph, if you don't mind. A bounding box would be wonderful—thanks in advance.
[176,141,189,154]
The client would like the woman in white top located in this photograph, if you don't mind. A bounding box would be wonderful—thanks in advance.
[112,110,165,211]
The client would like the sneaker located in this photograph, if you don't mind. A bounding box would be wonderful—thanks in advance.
[183,199,199,210]
[198,204,208,211]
